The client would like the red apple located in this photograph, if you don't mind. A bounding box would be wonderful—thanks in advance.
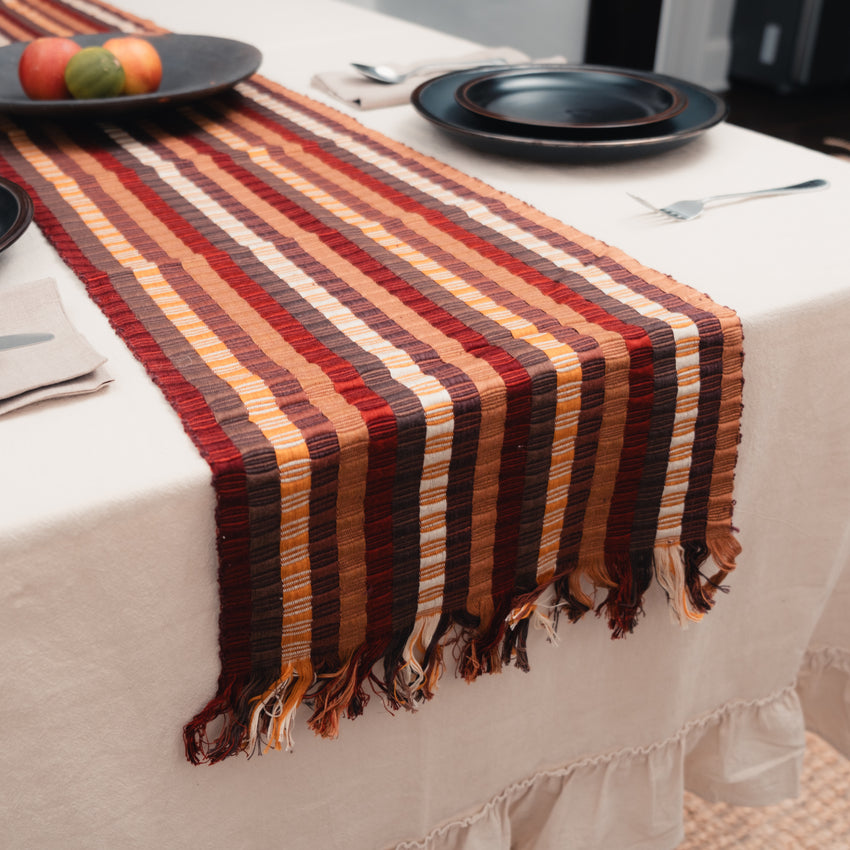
[18,37,81,100]
[102,36,162,95]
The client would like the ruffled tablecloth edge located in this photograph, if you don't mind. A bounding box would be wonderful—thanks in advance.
[797,645,850,759]
[388,647,850,850]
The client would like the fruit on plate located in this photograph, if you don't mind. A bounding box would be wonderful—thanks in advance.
[64,46,125,99]
[18,37,82,100]
[102,36,162,95]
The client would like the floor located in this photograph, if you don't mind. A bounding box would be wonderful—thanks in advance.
[679,732,850,850]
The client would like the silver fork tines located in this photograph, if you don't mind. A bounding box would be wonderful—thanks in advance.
[629,178,829,222]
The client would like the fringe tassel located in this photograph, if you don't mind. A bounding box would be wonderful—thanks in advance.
[187,533,740,762]
[530,603,560,644]
[501,595,561,669]
[500,614,530,670]
[419,610,460,700]
[600,551,642,638]
[654,543,704,626]
[704,530,742,598]
[390,613,443,707]
[682,540,713,614]
[183,676,248,765]
[307,646,373,739]
[458,596,517,682]
[247,660,314,754]
[554,560,594,622]
[580,552,619,594]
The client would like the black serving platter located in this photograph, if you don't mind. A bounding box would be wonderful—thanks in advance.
[413,64,728,163]
[0,32,262,116]
[455,66,687,130]
[0,176,33,253]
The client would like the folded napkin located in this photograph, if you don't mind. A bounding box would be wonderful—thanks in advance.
[312,46,559,110]
[0,277,112,415]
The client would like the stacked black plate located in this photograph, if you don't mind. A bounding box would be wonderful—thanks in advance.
[411,64,727,162]
[0,176,33,254]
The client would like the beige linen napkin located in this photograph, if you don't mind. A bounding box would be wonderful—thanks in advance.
[0,276,112,415]
[312,46,548,110]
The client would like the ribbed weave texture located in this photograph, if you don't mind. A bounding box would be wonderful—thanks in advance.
[0,0,744,764]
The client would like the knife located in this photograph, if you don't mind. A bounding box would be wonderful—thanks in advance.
[0,332,55,351]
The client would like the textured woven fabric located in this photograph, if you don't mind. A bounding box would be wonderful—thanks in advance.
[0,0,743,765]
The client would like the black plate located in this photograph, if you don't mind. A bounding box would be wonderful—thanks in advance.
[0,33,262,116]
[0,176,33,253]
[455,66,687,130]
[412,64,728,162]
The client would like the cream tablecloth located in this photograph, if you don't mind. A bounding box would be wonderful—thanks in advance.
[1,1,849,848]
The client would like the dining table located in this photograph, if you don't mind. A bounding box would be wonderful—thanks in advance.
[1,1,849,849]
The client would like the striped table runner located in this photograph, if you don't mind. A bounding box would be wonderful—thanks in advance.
[0,0,743,765]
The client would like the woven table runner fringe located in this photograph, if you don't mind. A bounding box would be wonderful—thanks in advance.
[185,535,739,762]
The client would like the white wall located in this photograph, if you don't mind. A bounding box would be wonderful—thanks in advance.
[346,0,734,90]
[655,0,736,90]
[351,0,589,63]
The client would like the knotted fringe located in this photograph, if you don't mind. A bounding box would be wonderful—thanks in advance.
[308,647,372,739]
[185,534,739,763]
[183,676,248,765]
[247,660,314,754]
[601,550,656,638]
[387,614,445,706]
[654,543,705,626]
[183,664,314,764]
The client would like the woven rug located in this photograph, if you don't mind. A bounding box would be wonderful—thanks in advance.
[681,733,850,849]
[0,0,743,765]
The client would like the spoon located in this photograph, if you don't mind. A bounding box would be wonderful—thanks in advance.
[351,57,508,84]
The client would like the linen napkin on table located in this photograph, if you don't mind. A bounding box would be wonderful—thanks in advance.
[312,46,558,110]
[0,276,112,415]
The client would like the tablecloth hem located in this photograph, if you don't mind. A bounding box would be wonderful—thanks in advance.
[388,684,805,850]
[797,645,850,760]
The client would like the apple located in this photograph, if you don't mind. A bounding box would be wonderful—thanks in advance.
[18,37,81,100]
[102,36,162,95]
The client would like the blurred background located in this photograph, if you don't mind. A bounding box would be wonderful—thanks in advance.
[342,0,850,155]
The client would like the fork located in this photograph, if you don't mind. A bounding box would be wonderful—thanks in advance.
[628,178,828,221]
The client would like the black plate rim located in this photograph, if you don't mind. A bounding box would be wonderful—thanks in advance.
[0,32,262,116]
[455,66,688,130]
[0,175,34,253]
[411,64,728,161]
